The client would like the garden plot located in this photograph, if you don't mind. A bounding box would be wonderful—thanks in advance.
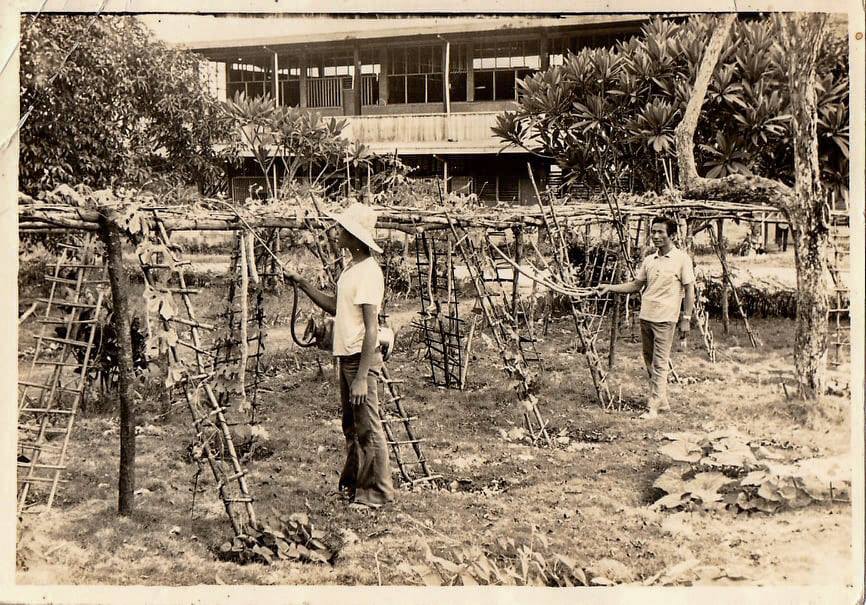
[16,283,853,586]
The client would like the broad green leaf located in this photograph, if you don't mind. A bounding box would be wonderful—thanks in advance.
[658,439,703,463]
[653,465,688,494]
[682,472,735,504]
[413,564,443,586]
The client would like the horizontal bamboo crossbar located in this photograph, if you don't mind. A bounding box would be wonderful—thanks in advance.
[19,193,784,234]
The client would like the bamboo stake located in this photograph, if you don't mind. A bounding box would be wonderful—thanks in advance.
[245,231,260,285]
[238,233,250,416]
[709,225,761,347]
[460,315,477,390]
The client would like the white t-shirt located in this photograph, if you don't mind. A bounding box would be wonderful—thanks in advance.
[636,246,695,323]
[333,257,384,356]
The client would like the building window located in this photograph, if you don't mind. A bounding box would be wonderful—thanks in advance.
[276,59,301,107]
[549,31,633,66]
[498,175,520,202]
[472,40,540,101]
[387,44,443,104]
[304,50,380,108]
[226,60,273,100]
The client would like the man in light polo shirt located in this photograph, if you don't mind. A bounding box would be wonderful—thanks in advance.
[597,216,695,419]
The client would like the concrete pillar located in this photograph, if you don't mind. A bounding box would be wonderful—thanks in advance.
[272,52,280,106]
[540,34,550,70]
[379,47,389,105]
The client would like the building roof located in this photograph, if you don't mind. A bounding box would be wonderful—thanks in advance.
[145,14,647,55]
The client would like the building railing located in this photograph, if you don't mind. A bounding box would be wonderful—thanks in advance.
[307,76,346,108]
[343,112,502,148]
[305,75,379,108]
[217,111,513,154]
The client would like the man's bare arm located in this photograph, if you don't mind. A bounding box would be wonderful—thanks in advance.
[598,277,646,295]
[285,270,337,316]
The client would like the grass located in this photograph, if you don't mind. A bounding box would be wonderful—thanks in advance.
[15,283,854,587]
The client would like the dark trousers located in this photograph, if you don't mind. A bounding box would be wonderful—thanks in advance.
[337,353,394,507]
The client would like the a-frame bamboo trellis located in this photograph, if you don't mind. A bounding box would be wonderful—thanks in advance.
[135,211,258,538]
[412,230,468,388]
[530,181,616,409]
[446,213,553,446]
[17,236,107,514]
[212,231,267,425]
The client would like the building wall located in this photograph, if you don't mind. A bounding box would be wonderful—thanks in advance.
[214,24,639,116]
[213,22,637,203]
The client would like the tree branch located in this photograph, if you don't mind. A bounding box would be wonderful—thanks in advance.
[674,13,794,208]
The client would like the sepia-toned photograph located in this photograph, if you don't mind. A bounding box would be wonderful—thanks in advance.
[8,2,864,602]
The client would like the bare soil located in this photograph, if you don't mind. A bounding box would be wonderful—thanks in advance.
[16,287,855,587]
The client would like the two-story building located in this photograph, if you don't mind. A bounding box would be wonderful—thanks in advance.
[181,16,647,203]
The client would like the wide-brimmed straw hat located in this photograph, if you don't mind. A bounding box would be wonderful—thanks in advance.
[327,203,383,253]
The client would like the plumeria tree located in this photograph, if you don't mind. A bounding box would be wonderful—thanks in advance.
[222,91,412,201]
[494,15,848,201]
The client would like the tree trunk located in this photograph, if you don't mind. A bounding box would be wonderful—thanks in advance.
[98,211,136,515]
[674,13,831,400]
[780,14,831,398]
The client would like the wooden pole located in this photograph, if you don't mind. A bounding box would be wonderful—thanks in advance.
[762,211,769,251]
[717,219,729,334]
[379,47,389,105]
[443,41,451,115]
[98,211,136,515]
[511,227,523,323]
[466,42,474,102]
[272,52,280,107]
[299,53,308,108]
[353,45,362,116]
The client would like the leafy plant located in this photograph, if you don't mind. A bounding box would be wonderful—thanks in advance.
[495,15,849,197]
[652,430,851,513]
[411,530,600,586]
[217,512,336,566]
[698,132,751,178]
[223,92,414,202]
[20,15,236,196]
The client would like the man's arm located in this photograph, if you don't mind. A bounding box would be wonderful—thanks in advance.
[678,252,696,336]
[679,282,695,336]
[285,270,337,316]
[597,277,646,295]
[348,304,380,406]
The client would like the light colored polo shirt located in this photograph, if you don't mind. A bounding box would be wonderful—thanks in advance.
[636,246,695,323]
[333,257,384,356]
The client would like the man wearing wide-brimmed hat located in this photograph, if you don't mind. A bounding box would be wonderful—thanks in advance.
[286,203,394,512]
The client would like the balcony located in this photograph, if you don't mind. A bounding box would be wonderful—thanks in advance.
[341,111,518,155]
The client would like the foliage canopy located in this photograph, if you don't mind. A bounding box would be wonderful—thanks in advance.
[20,15,234,196]
[494,16,849,201]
